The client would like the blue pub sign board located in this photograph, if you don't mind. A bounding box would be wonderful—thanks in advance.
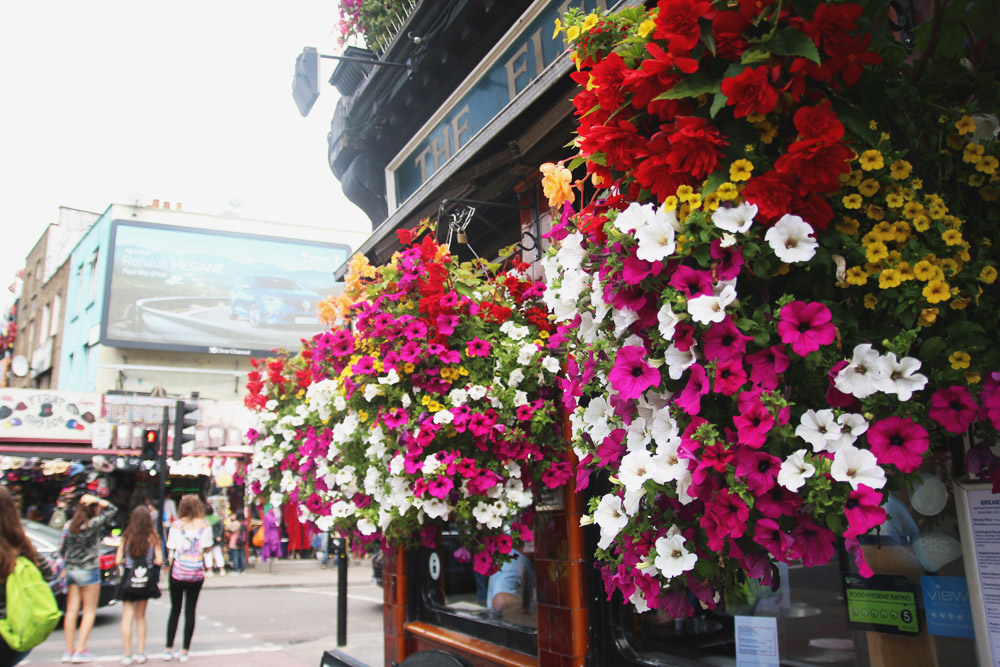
[390,0,608,208]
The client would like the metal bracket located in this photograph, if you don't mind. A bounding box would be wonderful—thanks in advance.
[435,197,535,260]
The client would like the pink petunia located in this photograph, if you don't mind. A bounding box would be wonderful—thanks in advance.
[709,239,744,281]
[745,345,790,391]
[435,313,459,336]
[735,448,781,495]
[777,301,836,356]
[609,346,661,401]
[668,265,714,297]
[402,319,428,340]
[466,337,491,357]
[732,397,774,448]
[675,363,710,415]
[426,476,454,499]
[383,408,409,429]
[789,516,835,567]
[929,385,979,433]
[866,416,929,472]
[703,316,754,364]
[714,358,748,395]
[755,485,802,518]
[752,518,794,560]
[843,484,887,538]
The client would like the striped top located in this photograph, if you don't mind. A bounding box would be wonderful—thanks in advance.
[166,521,212,582]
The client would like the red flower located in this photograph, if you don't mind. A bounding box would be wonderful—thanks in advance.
[712,11,751,60]
[737,0,777,21]
[720,66,778,118]
[792,103,844,142]
[826,34,882,86]
[929,386,979,434]
[578,120,645,172]
[663,116,728,181]
[654,0,714,54]
[590,52,629,112]
[623,42,697,112]
[774,136,853,195]
[740,171,794,224]
[802,3,863,55]
[395,227,416,245]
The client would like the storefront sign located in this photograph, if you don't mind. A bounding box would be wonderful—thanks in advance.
[956,481,1000,666]
[843,573,920,635]
[922,575,975,638]
[0,389,100,442]
[387,0,607,209]
[734,615,779,667]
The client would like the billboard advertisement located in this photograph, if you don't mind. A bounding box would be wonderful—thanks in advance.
[101,221,350,356]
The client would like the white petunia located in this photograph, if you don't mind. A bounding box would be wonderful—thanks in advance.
[613,202,655,234]
[626,418,652,451]
[826,413,869,452]
[363,383,382,402]
[432,409,454,425]
[794,409,842,452]
[612,309,640,338]
[686,284,737,325]
[765,214,818,263]
[664,344,697,380]
[712,202,758,234]
[834,344,885,399]
[555,232,586,270]
[831,445,886,490]
[653,533,698,579]
[541,356,561,374]
[467,385,488,401]
[508,369,525,387]
[872,353,928,402]
[513,391,529,407]
[378,369,400,385]
[517,343,538,365]
[650,408,680,448]
[777,449,816,491]
[657,302,680,339]
[619,448,656,492]
[635,210,677,261]
[650,439,687,483]
[594,494,629,550]
[449,388,469,407]
[422,498,451,521]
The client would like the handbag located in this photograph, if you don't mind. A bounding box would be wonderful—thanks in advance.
[119,553,161,599]
[252,526,265,548]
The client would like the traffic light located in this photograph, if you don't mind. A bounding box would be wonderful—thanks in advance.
[173,400,199,461]
[141,428,159,461]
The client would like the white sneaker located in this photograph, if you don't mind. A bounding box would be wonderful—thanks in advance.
[122,656,134,665]
[163,650,174,661]
[179,653,190,663]
[61,653,73,664]
[135,655,148,664]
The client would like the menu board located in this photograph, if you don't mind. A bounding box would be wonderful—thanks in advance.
[955,481,1000,666]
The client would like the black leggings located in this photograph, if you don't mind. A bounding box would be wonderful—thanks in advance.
[166,576,204,651]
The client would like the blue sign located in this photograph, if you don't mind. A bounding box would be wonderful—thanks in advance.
[392,0,607,205]
[921,576,975,639]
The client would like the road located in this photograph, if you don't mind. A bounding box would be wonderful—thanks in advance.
[23,560,385,667]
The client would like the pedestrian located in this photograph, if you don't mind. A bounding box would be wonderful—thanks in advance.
[164,495,212,663]
[224,513,246,575]
[59,493,116,664]
[115,506,162,665]
[260,505,281,562]
[0,486,57,667]
[203,506,225,577]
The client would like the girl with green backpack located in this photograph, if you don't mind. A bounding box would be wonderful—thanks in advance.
[0,486,60,667]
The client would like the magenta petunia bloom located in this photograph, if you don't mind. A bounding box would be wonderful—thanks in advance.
[703,316,754,364]
[473,550,498,576]
[745,345,790,391]
[426,476,455,499]
[622,253,656,285]
[732,397,774,448]
[352,355,376,374]
[609,346,660,401]
[789,516,836,567]
[714,358,748,396]
[435,313,459,336]
[329,329,355,356]
[383,408,409,429]
[466,337,491,357]
[709,239,745,281]
[866,416,929,472]
[752,518,794,560]
[667,265,714,297]
[402,319,428,340]
[843,484,887,538]
[735,448,781,495]
[675,364,709,415]
[777,301,836,356]
[929,385,979,433]
[756,485,802,519]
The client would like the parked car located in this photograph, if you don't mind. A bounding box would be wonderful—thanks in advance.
[228,276,322,328]
[22,519,120,609]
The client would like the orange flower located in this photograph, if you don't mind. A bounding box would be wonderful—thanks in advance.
[539,162,575,208]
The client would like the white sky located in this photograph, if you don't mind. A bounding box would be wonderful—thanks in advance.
[0,1,373,317]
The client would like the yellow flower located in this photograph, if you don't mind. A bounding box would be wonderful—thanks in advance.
[912,214,931,232]
[902,201,924,218]
[552,18,563,38]
[582,13,599,32]
[358,410,369,423]
[427,401,444,413]
[872,221,895,242]
[637,18,656,38]
[939,258,959,276]
[836,217,860,235]
[892,220,912,242]
[947,134,966,150]
[716,182,739,201]
[922,279,951,304]
[403,362,416,374]
[296,389,305,399]
[539,330,550,339]
[942,229,964,246]
[918,307,939,327]
[845,266,868,286]
[843,193,863,209]
[858,178,880,197]
[980,266,998,284]
[539,162,575,208]
[928,202,947,219]
[421,394,430,406]
[943,214,963,229]
[898,261,915,280]
[912,260,936,281]
[955,115,977,135]
[459,366,469,376]
[868,120,878,131]
[729,159,754,182]
[977,155,999,175]
[950,296,971,310]
[982,185,1000,202]
[859,150,885,171]
[966,372,982,385]
[676,185,695,202]
[912,178,923,190]
[865,205,885,221]
[889,160,913,180]
[703,192,721,211]
[662,196,679,211]
[864,293,878,309]
[865,241,889,263]
[845,170,864,187]
[963,142,985,164]
[878,269,903,289]
[688,193,702,210]
[949,351,971,370]
[758,121,777,144]
[885,192,904,208]
[566,24,581,41]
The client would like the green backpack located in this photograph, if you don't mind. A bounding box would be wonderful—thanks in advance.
[0,556,61,651]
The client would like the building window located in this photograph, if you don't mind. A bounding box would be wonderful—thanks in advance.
[75,264,84,313]
[88,251,99,303]
[40,304,51,341]
[35,260,42,282]
[27,318,36,353]
[51,293,61,337]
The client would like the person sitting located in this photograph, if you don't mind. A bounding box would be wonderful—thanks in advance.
[486,548,535,625]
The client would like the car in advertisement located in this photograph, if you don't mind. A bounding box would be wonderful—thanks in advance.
[228,277,322,328]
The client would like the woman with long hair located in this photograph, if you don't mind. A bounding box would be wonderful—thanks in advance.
[0,486,54,667]
[60,493,116,664]
[115,506,162,665]
[164,495,211,663]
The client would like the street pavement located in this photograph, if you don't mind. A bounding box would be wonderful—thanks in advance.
[22,558,385,667]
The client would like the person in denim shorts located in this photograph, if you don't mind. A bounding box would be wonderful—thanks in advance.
[59,494,116,664]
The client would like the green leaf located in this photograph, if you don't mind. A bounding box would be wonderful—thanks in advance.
[767,28,821,65]
[919,336,946,361]
[567,156,586,172]
[654,70,723,101]
[702,169,728,194]
[710,91,728,118]
[740,46,771,65]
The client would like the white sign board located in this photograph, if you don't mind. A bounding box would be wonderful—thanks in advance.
[0,389,101,442]
[735,615,780,667]
[956,481,1000,666]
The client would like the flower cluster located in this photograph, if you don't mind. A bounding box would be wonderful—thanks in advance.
[249,225,570,575]
[545,1,1000,615]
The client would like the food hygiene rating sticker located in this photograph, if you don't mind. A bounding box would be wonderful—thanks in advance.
[844,574,920,635]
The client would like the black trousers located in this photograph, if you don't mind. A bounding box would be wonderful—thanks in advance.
[166,576,204,651]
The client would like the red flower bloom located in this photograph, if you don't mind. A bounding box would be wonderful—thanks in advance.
[663,117,728,181]
[623,42,698,112]
[826,33,882,86]
[590,52,629,112]
[866,416,929,473]
[929,386,979,434]
[802,3,863,55]
[712,11,751,60]
[774,136,854,196]
[720,65,778,118]
[740,171,794,224]
[737,0,777,21]
[654,0,714,54]
[578,120,645,172]
[792,103,844,142]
